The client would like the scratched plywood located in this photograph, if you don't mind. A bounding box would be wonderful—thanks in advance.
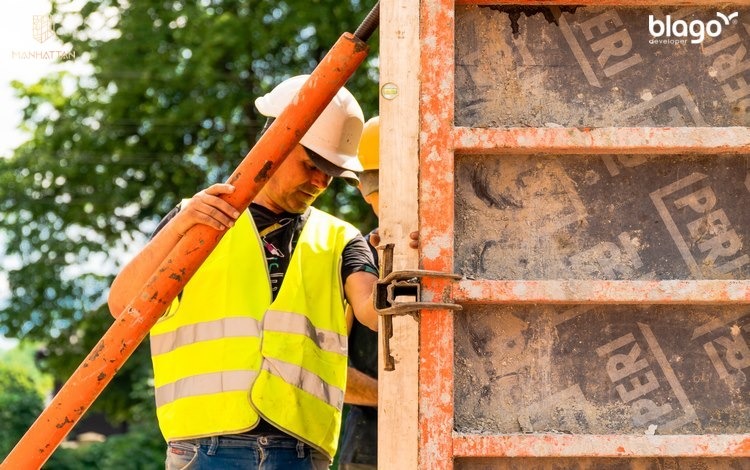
[454,153,750,280]
[455,6,750,127]
[454,304,750,435]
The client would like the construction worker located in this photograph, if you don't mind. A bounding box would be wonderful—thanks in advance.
[108,75,381,470]
[338,116,380,470]
[338,116,417,470]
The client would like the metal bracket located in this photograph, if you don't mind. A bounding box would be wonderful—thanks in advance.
[375,244,462,371]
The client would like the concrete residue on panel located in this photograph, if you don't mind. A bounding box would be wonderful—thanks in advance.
[454,153,750,281]
[455,5,750,127]
[454,304,750,435]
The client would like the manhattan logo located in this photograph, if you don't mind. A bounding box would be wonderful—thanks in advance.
[10,15,76,60]
[32,15,56,43]
[649,12,738,45]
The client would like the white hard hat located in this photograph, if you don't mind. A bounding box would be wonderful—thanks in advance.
[255,75,365,184]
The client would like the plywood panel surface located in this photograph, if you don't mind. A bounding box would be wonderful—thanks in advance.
[454,304,750,435]
[455,6,750,127]
[454,153,750,280]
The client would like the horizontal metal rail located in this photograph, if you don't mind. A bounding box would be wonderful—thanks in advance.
[453,433,750,458]
[454,279,750,304]
[457,0,750,6]
[453,127,750,155]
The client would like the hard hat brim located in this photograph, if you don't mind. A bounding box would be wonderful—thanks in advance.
[358,170,379,197]
[305,147,360,187]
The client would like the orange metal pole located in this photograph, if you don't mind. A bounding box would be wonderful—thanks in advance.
[1,32,369,470]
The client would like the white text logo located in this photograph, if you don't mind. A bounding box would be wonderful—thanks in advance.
[648,12,738,45]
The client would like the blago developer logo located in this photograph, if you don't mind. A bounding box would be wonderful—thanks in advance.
[649,12,739,45]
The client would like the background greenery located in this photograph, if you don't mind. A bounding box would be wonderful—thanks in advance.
[0,350,46,460]
[0,0,379,467]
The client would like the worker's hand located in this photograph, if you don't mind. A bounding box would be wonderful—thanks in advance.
[172,183,241,236]
[368,228,380,248]
[369,229,419,249]
[409,231,419,249]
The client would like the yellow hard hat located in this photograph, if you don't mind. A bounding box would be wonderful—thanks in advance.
[357,116,379,171]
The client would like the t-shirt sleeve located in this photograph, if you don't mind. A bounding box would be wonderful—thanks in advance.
[341,233,379,282]
[150,205,180,239]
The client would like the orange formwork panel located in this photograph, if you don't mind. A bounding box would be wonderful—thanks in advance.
[390,0,750,468]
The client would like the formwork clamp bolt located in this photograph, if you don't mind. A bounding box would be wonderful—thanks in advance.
[374,243,462,371]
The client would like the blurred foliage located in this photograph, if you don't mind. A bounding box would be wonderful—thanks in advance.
[0,342,54,397]
[43,442,108,470]
[0,364,45,459]
[0,0,379,442]
[43,423,164,470]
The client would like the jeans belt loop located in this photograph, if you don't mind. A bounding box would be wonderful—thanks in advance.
[207,436,219,456]
[296,440,305,458]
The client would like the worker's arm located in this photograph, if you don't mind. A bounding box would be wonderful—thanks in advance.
[343,305,378,406]
[344,271,379,331]
[107,183,240,318]
[345,366,378,406]
[343,230,420,331]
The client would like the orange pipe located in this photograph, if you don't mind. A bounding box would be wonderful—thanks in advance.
[1,32,369,470]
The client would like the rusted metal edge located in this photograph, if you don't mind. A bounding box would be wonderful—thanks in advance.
[419,0,457,467]
[453,127,750,155]
[454,279,750,304]
[452,433,750,458]
[456,0,749,6]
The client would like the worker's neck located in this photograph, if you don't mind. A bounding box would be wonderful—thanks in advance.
[253,194,306,215]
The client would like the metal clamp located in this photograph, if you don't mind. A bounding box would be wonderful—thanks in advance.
[375,244,462,371]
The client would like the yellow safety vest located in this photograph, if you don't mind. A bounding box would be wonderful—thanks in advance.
[149,206,360,459]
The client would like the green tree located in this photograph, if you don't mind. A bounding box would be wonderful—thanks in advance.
[0,365,45,459]
[1,0,378,432]
[0,342,53,397]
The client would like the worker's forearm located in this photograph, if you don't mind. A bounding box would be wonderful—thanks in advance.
[360,292,379,331]
[107,222,184,318]
[345,367,378,407]
[345,272,380,331]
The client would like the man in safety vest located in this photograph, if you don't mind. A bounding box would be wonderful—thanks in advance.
[108,75,380,470]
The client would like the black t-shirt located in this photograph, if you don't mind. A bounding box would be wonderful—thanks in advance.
[340,230,379,465]
[347,230,379,380]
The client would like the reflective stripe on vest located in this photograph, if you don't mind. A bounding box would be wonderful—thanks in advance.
[155,370,258,408]
[153,309,347,408]
[154,359,345,412]
[151,317,262,356]
[263,309,348,355]
[149,206,359,459]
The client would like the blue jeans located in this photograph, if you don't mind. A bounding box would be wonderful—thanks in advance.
[165,434,330,470]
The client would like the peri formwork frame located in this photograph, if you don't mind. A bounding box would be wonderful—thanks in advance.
[379,1,750,469]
